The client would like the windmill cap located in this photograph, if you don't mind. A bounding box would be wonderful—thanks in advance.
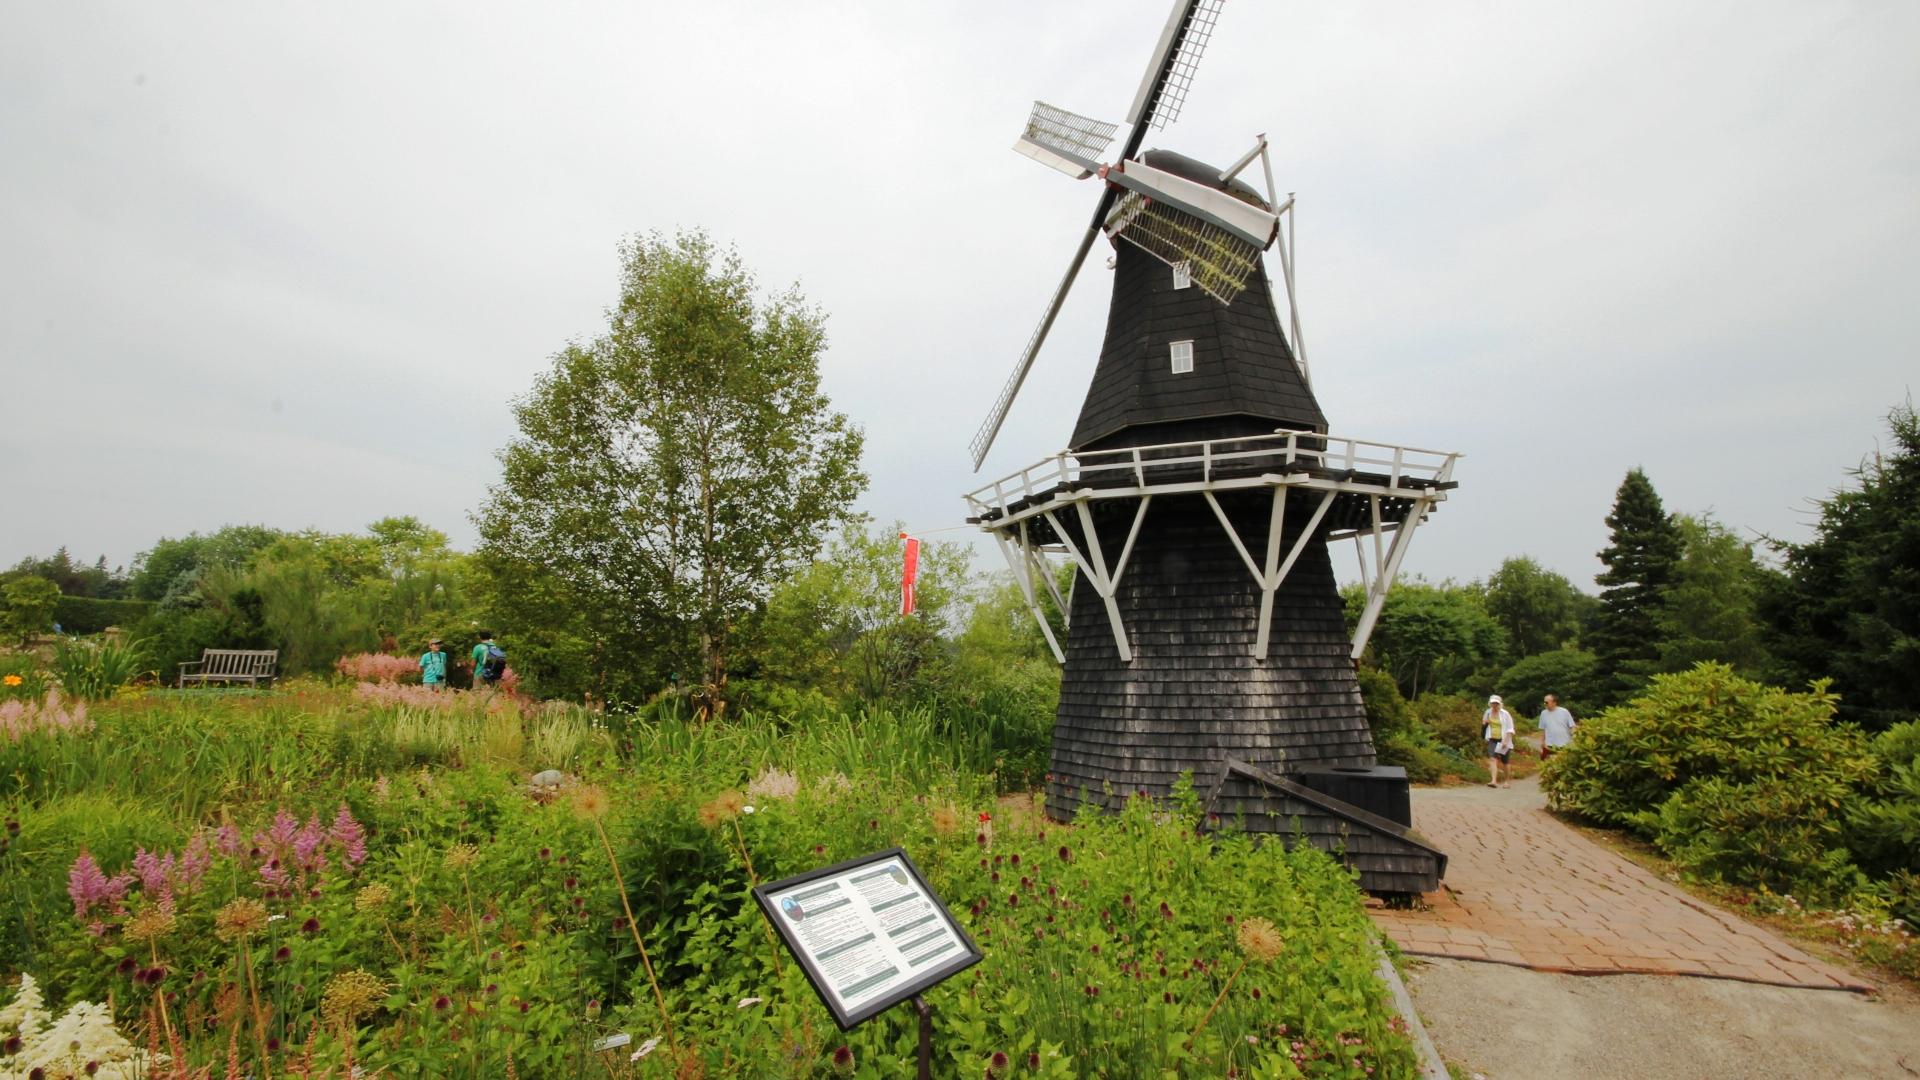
[1139,148,1270,209]
[1488,694,1502,704]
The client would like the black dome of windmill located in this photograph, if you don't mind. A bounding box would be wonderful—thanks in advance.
[963,0,1459,895]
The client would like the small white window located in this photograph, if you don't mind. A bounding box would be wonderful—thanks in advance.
[1169,339,1194,374]
[1172,262,1192,290]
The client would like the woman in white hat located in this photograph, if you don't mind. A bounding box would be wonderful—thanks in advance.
[1482,694,1516,788]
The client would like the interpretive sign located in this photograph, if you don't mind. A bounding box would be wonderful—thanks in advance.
[752,847,982,1030]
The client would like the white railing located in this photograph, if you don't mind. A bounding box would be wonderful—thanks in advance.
[965,430,1460,522]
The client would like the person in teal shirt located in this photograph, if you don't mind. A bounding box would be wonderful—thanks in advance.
[420,637,448,690]
[472,630,502,688]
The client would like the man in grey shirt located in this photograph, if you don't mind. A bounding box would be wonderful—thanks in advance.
[1538,694,1577,759]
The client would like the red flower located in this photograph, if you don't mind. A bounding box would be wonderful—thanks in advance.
[978,812,991,823]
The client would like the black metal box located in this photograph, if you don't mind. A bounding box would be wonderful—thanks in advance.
[1287,765,1412,828]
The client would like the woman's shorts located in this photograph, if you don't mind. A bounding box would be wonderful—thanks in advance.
[1486,739,1511,761]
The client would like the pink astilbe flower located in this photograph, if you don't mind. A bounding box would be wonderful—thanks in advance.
[329,803,367,866]
[214,822,244,858]
[176,832,214,893]
[292,814,328,875]
[68,851,133,919]
[258,857,292,892]
[1,691,91,742]
[131,848,178,902]
[336,652,420,683]
[263,809,300,849]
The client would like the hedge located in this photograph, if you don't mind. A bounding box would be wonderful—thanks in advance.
[52,596,155,635]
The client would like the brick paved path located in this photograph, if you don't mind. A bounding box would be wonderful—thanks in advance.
[1369,777,1872,992]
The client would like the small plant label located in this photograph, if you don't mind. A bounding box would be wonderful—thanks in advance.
[754,847,981,1030]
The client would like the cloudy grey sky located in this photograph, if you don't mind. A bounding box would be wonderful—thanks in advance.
[3,0,1915,593]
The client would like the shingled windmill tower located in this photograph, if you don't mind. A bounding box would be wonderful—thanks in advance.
[964,0,1457,893]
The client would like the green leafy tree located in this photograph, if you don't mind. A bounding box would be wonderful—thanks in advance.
[1344,580,1506,698]
[1589,468,1682,705]
[129,526,284,603]
[476,229,866,713]
[1654,513,1771,678]
[2,576,62,644]
[1762,403,1920,731]
[751,519,973,701]
[1481,556,1591,662]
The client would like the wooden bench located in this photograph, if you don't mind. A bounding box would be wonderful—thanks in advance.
[177,649,279,689]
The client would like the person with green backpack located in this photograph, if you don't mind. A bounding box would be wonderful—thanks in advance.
[471,630,508,689]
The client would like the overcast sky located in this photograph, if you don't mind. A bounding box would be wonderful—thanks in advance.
[3,0,1915,594]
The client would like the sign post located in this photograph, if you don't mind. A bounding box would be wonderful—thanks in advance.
[753,848,982,1076]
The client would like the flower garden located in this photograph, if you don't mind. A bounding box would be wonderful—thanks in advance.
[2,680,1418,1078]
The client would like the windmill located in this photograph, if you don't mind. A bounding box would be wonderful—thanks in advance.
[963,0,1458,893]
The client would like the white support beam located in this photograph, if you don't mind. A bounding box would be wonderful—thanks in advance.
[1027,537,1071,632]
[1350,497,1430,660]
[1252,487,1288,659]
[991,522,1065,664]
[1203,488,1340,659]
[1044,507,1133,662]
[1254,490,1336,659]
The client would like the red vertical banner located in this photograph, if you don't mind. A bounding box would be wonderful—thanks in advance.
[900,533,921,617]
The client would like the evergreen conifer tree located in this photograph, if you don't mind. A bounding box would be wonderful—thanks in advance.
[1590,468,1682,704]
[1761,403,1920,730]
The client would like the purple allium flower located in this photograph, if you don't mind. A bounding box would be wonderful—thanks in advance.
[266,1037,280,1052]
[434,995,451,1012]
[1057,846,1071,862]
[518,1001,529,1014]
[1027,1053,1040,1070]
[831,1045,854,1074]
[273,946,290,962]
[1008,893,1018,907]
[116,957,137,976]
[301,917,320,934]
[563,877,577,891]
[329,803,367,865]
[537,847,550,860]
[3,1034,20,1054]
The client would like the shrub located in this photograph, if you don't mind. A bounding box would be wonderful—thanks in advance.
[48,636,151,700]
[1495,647,1602,721]
[2,576,61,644]
[1412,693,1487,756]
[1541,663,1878,902]
[1848,720,1920,906]
[1355,663,1412,741]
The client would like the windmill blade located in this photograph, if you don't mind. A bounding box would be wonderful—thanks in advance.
[1013,102,1121,180]
[1124,0,1225,138]
[968,223,1104,471]
[1102,158,1278,304]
